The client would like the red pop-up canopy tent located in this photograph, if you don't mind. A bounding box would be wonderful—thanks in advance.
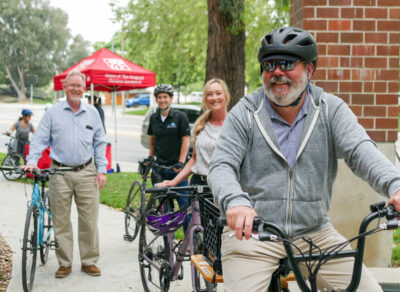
[53,48,156,172]
[53,48,155,91]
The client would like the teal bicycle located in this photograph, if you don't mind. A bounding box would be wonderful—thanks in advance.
[0,166,73,292]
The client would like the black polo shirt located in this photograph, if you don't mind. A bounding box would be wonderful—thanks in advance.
[148,108,190,166]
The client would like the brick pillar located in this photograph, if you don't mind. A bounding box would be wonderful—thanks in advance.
[290,0,400,267]
[291,0,400,142]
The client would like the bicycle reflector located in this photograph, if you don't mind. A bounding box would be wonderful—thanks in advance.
[146,208,187,236]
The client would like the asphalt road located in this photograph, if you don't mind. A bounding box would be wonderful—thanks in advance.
[0,103,148,172]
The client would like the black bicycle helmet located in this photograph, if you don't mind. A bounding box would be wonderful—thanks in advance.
[154,84,174,97]
[257,27,318,74]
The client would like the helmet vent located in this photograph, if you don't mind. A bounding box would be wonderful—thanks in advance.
[265,35,272,44]
[298,39,313,47]
[283,34,297,44]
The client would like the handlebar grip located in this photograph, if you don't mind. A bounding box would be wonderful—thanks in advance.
[146,187,168,193]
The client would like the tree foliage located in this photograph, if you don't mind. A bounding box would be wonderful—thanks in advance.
[114,0,289,95]
[113,0,207,91]
[0,0,72,100]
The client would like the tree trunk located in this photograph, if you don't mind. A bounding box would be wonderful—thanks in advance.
[206,0,245,109]
[5,65,27,101]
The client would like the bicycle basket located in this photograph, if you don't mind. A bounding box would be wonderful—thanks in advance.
[145,207,187,236]
[199,196,223,275]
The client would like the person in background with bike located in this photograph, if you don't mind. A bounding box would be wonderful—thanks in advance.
[157,78,230,189]
[207,26,400,292]
[24,70,107,279]
[5,108,35,159]
[147,83,191,231]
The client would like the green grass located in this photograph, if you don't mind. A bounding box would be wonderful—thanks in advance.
[126,108,149,116]
[99,172,144,210]
[33,97,53,104]
[393,229,400,267]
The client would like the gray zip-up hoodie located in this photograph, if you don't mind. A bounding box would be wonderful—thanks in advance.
[208,84,400,237]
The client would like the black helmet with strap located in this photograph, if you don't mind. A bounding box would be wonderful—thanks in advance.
[154,84,173,97]
[257,27,318,74]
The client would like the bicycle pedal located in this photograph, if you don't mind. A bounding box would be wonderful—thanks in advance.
[124,234,134,242]
[49,241,59,250]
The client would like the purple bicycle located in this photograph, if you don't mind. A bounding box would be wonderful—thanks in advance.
[138,185,215,292]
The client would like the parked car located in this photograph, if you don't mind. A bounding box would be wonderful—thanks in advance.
[125,94,150,108]
[140,104,201,150]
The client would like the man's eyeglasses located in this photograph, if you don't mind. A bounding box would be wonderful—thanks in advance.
[261,59,302,72]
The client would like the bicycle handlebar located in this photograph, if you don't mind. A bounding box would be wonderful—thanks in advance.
[218,202,399,292]
[0,166,75,175]
[145,185,210,194]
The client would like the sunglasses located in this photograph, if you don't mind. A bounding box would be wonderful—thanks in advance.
[262,59,302,72]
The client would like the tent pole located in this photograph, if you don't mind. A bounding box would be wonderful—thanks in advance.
[91,83,94,104]
[113,91,120,172]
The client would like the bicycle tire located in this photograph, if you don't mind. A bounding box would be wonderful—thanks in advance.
[124,180,145,241]
[1,153,24,180]
[22,204,38,292]
[138,199,171,292]
[193,231,215,292]
[40,191,51,264]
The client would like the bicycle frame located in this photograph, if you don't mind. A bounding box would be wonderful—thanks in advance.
[30,179,52,250]
[141,186,210,291]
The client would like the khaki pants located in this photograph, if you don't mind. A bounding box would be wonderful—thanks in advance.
[49,161,100,267]
[221,226,382,292]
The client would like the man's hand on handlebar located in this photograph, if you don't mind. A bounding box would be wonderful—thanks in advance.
[22,164,38,173]
[156,180,176,188]
[388,190,400,219]
[226,205,258,241]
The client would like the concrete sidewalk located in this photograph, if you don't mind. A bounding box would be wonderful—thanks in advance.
[0,177,205,292]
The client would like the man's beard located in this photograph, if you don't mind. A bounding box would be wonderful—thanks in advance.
[263,71,308,106]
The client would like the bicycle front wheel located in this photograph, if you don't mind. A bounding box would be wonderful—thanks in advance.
[138,204,171,291]
[124,180,145,241]
[40,191,52,264]
[22,204,38,292]
[1,153,24,180]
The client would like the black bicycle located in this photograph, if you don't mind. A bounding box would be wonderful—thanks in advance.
[216,201,399,292]
[1,133,25,180]
[124,157,173,242]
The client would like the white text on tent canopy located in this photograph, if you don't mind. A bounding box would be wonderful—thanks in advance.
[76,59,95,71]
[105,74,145,84]
[103,58,132,71]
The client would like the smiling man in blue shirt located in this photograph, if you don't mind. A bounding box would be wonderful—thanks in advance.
[26,71,107,278]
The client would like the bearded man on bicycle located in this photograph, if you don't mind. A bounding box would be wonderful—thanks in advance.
[207,27,400,292]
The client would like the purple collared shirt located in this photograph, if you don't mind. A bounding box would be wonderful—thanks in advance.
[264,91,310,169]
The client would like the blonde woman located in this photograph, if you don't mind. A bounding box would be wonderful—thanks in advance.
[158,78,230,188]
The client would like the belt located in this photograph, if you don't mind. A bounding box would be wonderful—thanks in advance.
[192,173,207,182]
[53,158,92,171]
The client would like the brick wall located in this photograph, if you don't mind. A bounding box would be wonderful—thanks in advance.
[290,0,400,142]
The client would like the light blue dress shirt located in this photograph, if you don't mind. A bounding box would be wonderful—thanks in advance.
[264,91,310,169]
[27,101,108,173]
